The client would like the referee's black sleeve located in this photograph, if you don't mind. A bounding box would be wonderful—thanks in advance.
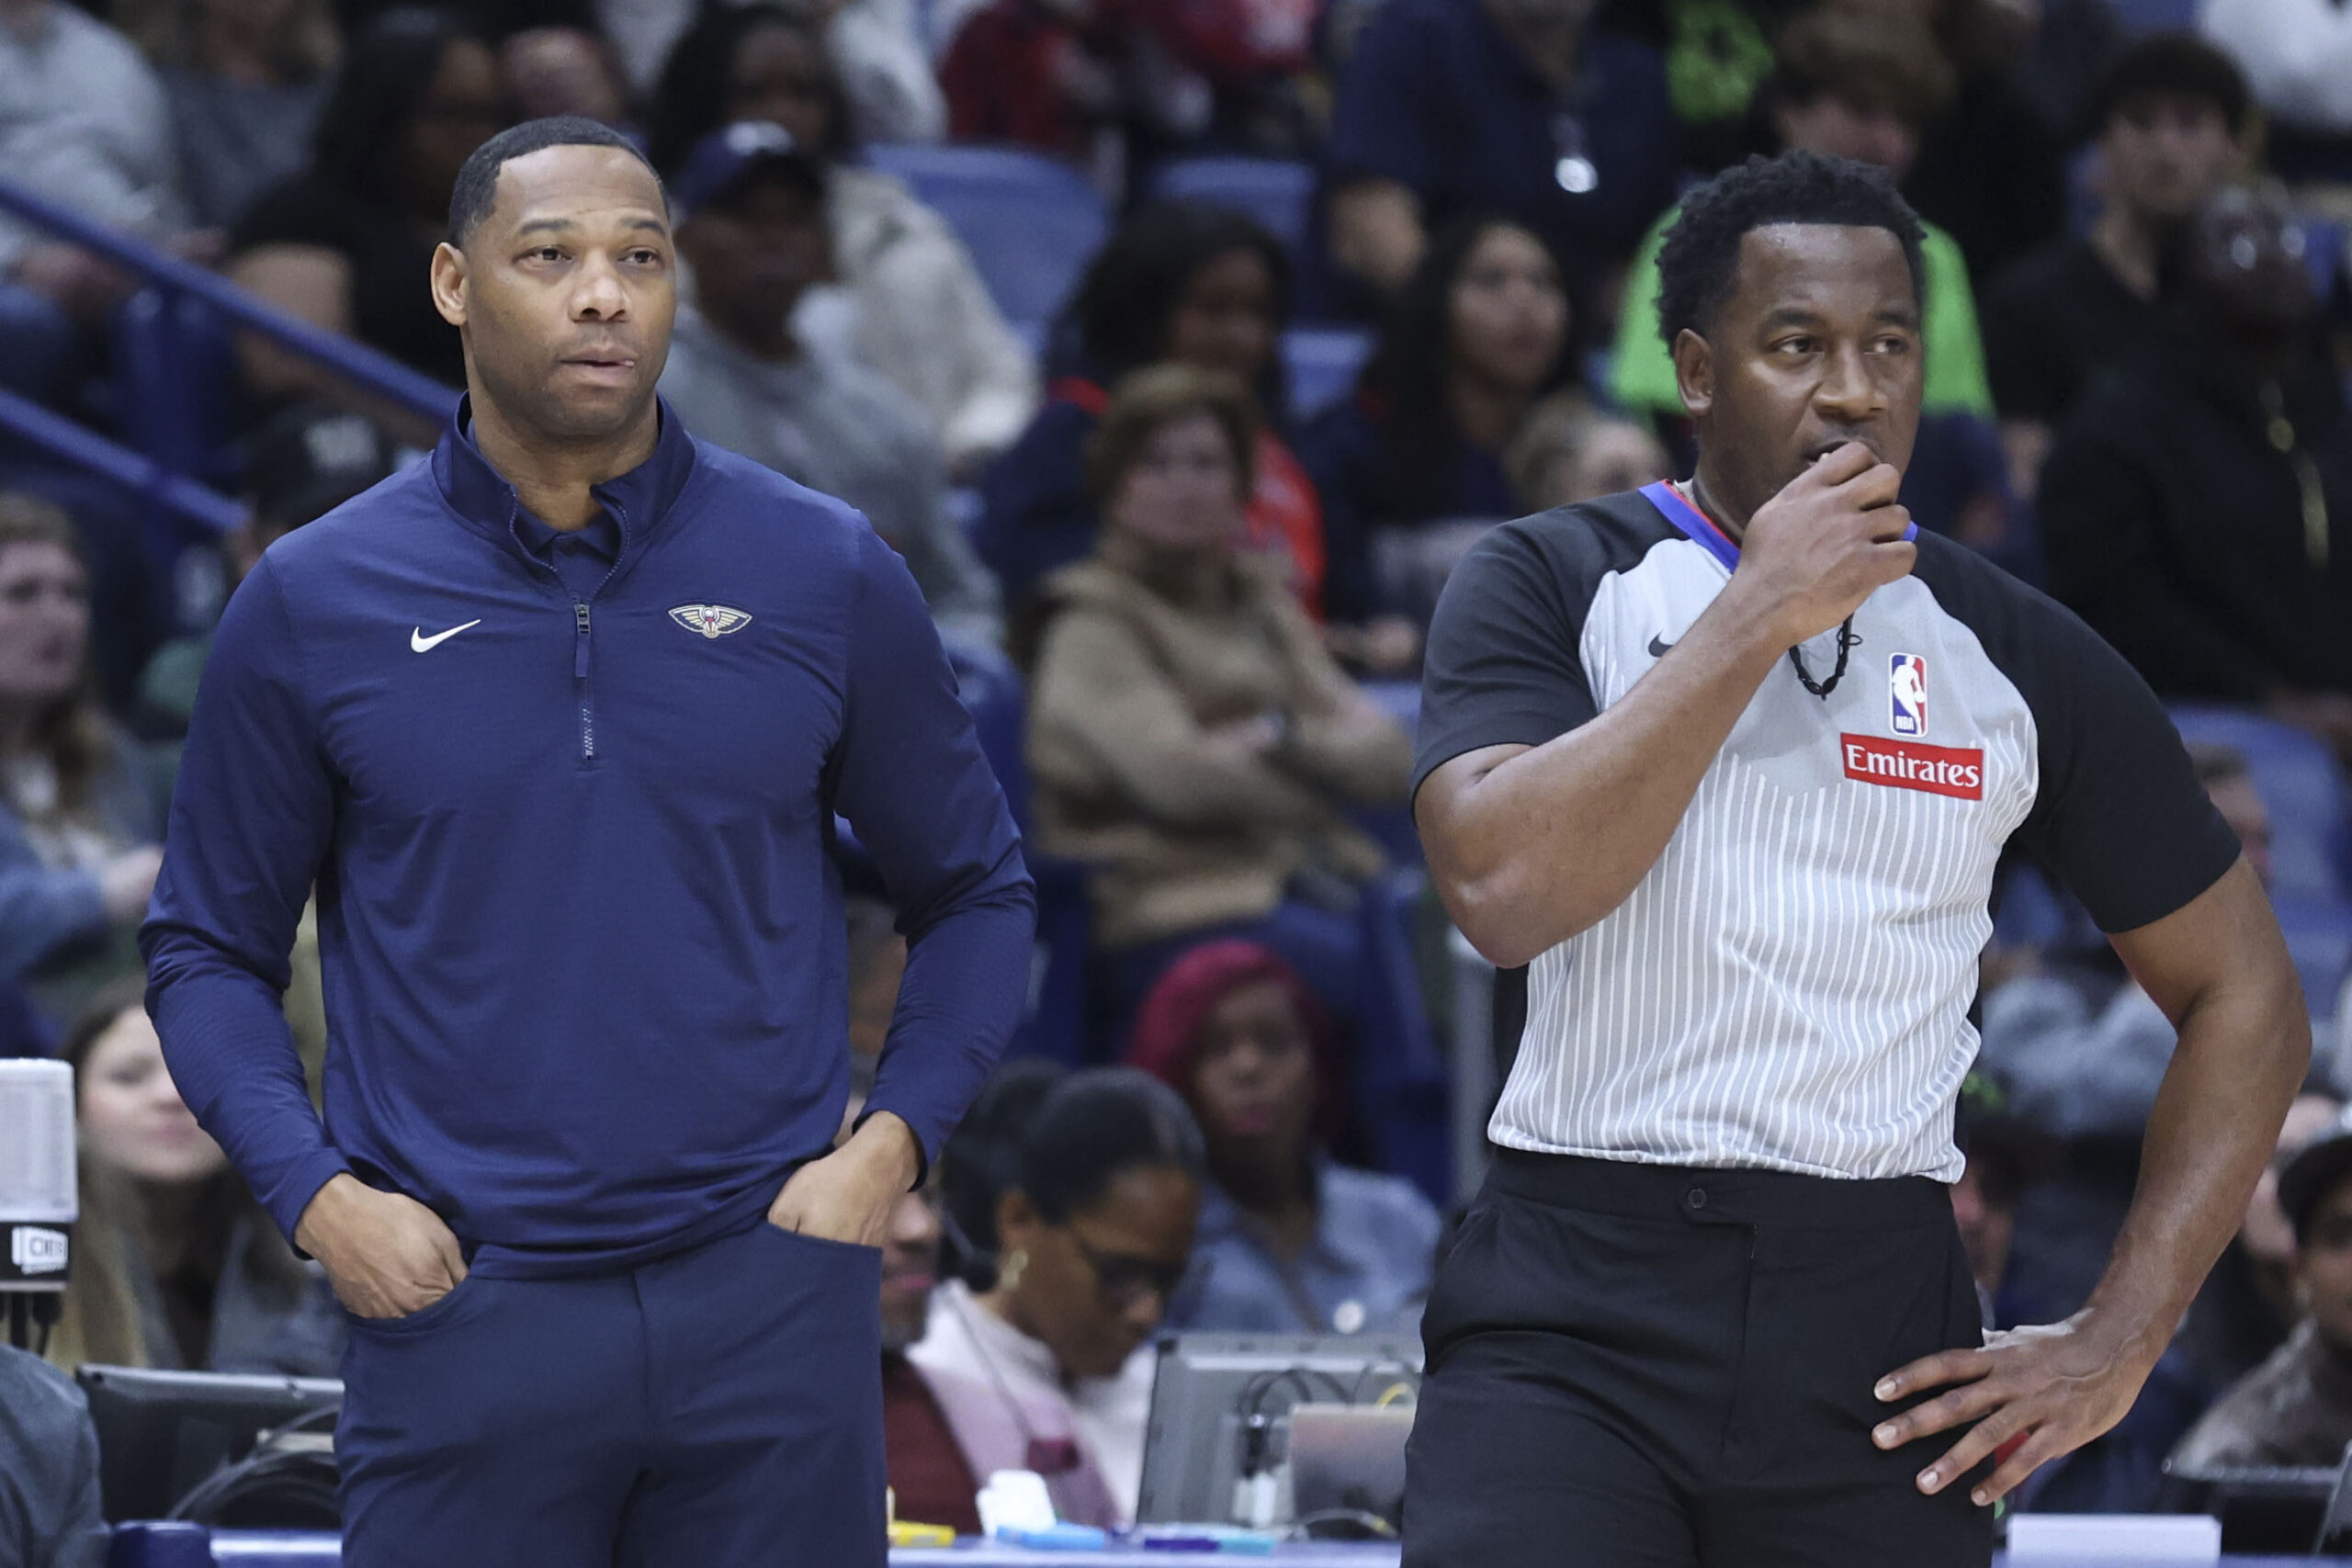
[1414,517,1602,802]
[1913,537,2242,935]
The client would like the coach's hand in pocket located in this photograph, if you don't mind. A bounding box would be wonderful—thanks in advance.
[767,1110,921,1248]
[1866,1312,2156,1506]
[295,1172,470,1319]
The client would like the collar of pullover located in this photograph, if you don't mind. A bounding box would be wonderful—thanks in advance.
[430,394,700,570]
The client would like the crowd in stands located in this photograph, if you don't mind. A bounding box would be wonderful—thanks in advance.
[6,0,2352,1540]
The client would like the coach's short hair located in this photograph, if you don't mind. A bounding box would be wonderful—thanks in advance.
[1655,150,1927,350]
[447,116,664,246]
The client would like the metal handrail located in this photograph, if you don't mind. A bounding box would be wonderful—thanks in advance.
[0,388,243,535]
[0,175,457,424]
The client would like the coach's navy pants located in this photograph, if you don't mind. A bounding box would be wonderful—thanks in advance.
[334,1217,885,1568]
[1403,1150,1995,1568]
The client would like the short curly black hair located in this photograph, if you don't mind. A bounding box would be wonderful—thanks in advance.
[1655,151,1926,350]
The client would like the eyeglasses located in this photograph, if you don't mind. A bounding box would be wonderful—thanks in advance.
[1067,1230,1194,1311]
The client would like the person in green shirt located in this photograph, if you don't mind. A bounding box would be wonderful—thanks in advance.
[1612,2,1993,423]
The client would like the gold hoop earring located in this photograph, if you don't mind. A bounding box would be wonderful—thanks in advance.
[998,1249,1028,1292]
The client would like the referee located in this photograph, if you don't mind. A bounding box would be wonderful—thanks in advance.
[1406,152,2308,1565]
[141,118,1033,1564]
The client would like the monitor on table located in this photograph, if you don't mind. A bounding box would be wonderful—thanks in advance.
[1134,1332,1421,1530]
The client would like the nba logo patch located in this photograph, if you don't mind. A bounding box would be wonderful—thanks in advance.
[1889,653,1928,737]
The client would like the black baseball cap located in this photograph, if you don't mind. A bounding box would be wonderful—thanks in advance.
[670,121,825,218]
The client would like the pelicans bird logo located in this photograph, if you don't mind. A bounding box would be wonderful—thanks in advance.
[669,604,752,639]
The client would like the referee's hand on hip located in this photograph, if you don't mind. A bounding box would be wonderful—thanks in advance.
[1865,857,2310,1511]
[1865,1314,2155,1511]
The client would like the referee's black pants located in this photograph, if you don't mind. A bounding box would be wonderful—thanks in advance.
[1402,1149,1993,1568]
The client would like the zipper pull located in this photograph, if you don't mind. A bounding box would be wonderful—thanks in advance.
[573,602,591,678]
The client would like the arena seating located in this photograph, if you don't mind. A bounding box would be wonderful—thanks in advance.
[862,144,1109,327]
[1145,158,1317,264]
[1280,328,1375,420]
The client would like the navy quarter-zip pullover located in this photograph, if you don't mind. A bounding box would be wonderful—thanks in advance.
[142,401,1035,1278]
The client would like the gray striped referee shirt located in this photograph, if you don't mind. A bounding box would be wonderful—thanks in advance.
[1414,483,2240,1182]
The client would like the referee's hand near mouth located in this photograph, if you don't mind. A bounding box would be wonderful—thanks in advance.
[1401,151,2305,1568]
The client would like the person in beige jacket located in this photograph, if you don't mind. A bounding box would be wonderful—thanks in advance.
[1020,364,1411,1024]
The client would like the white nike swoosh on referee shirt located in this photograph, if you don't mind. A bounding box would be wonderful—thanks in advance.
[410,619,482,653]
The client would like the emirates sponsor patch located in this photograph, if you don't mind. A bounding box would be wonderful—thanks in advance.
[1840,734,1984,800]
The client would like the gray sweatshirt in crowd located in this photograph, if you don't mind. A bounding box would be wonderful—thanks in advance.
[0,1,186,272]
[0,1347,107,1568]
[659,307,1003,645]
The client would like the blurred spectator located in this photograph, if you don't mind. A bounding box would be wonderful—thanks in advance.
[0,0,189,253]
[1982,35,2252,499]
[823,0,949,146]
[1985,743,2276,1329]
[1602,0,1788,176]
[2337,972,2352,1095]
[660,121,1002,642]
[650,5,1036,472]
[0,0,190,400]
[127,0,341,231]
[918,1062,1206,1527]
[1902,0,2069,288]
[1949,1072,2057,1329]
[2040,184,2352,762]
[845,896,907,1063]
[1899,410,2025,574]
[2007,0,2123,163]
[2179,1091,2347,1404]
[1299,216,1569,667]
[1017,366,1411,1025]
[0,496,164,1022]
[605,0,943,144]
[0,462,175,716]
[950,0,1333,164]
[1320,0,1677,329]
[502,25,632,130]
[978,201,1321,616]
[829,1047,988,1537]
[1139,0,1323,158]
[135,403,399,739]
[1611,5,1993,432]
[49,980,343,1373]
[0,974,51,1055]
[2172,1103,2352,1468]
[2199,0,2352,186]
[1126,939,1440,1335]
[938,0,1127,172]
[0,1346,106,1568]
[1503,391,1669,512]
[225,7,507,412]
